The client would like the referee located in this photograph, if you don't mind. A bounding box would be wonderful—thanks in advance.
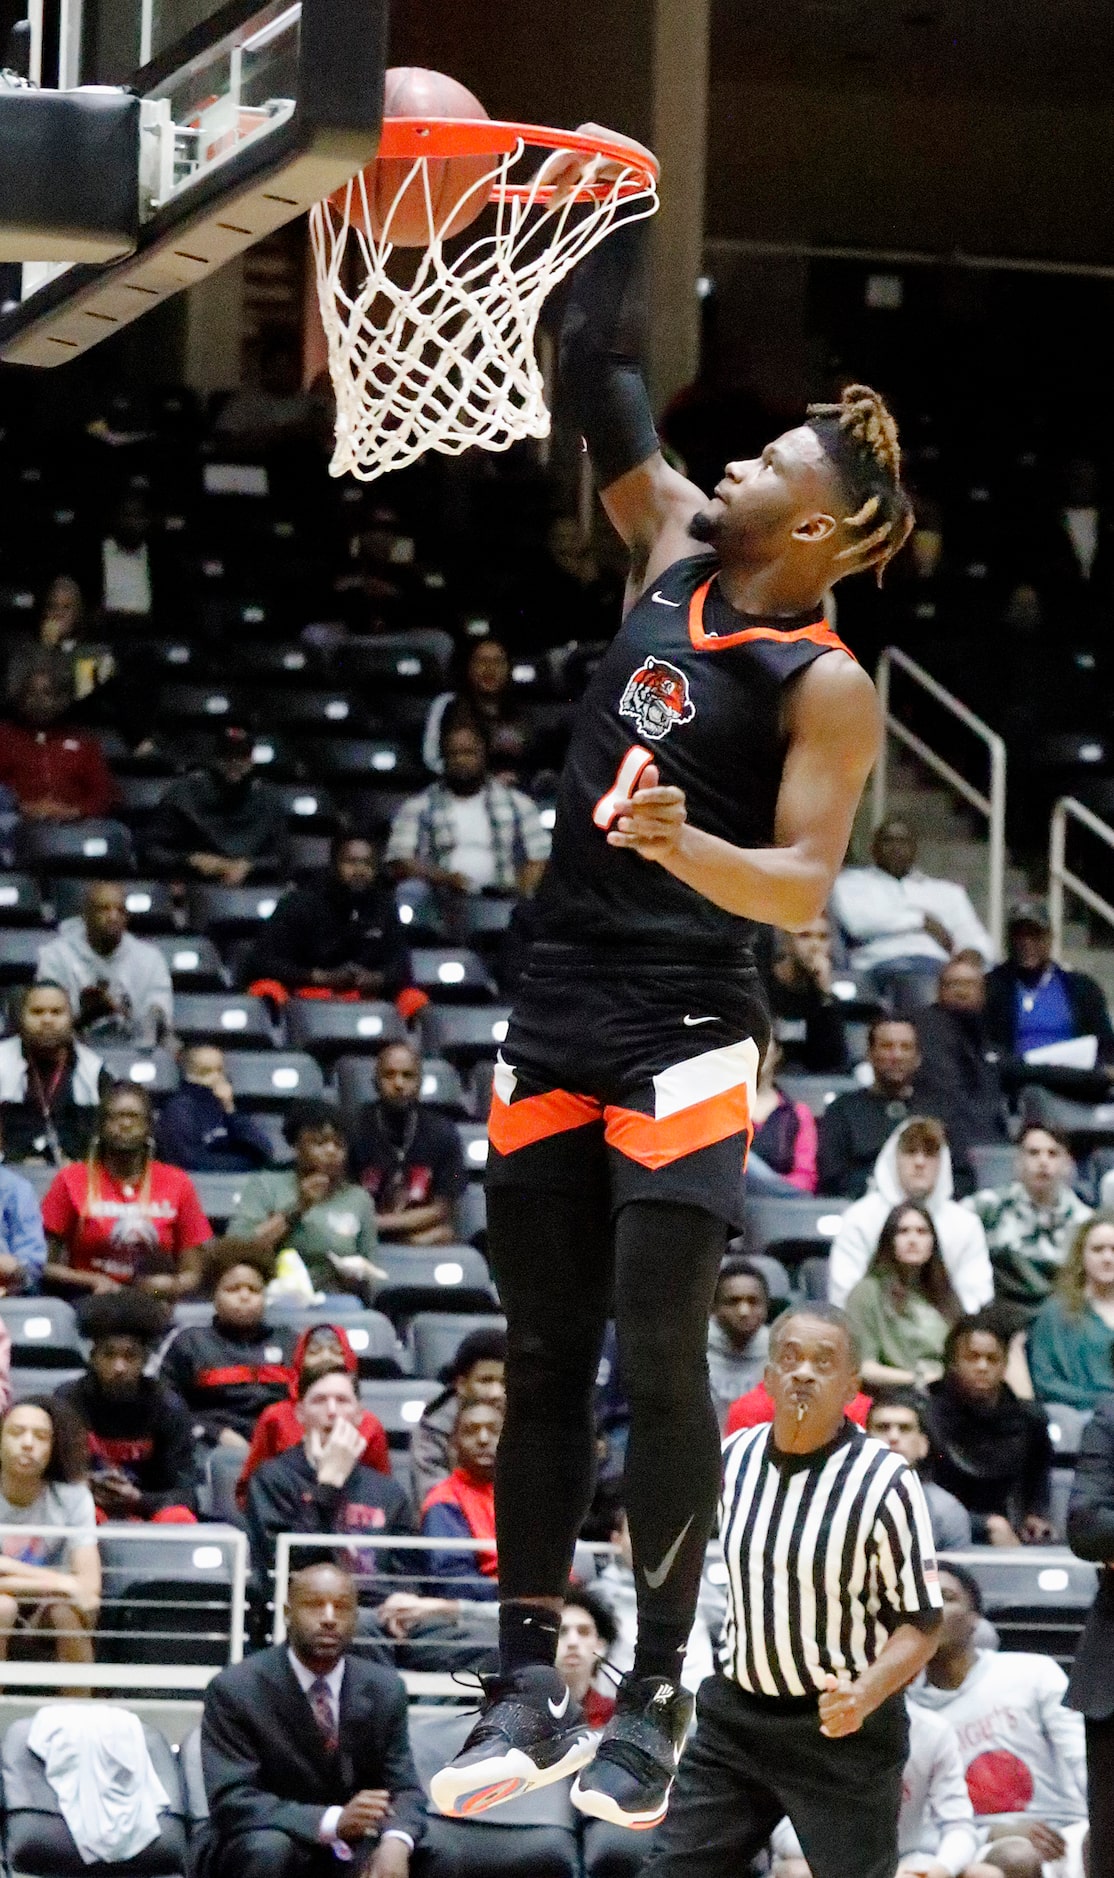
[642,1304,943,1878]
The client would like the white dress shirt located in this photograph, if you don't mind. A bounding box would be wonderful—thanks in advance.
[830,865,995,971]
[286,1649,413,1855]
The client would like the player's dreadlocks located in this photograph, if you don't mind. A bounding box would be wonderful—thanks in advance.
[805,383,913,583]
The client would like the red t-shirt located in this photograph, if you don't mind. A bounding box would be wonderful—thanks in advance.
[41,1161,212,1284]
[724,1380,873,1434]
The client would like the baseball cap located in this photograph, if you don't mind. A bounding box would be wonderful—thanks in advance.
[217,723,253,757]
[1006,898,1051,932]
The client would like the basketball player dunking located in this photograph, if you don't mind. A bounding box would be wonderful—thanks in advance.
[431,127,914,1830]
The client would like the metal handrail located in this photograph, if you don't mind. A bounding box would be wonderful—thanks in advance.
[874,646,1007,954]
[1049,796,1114,959]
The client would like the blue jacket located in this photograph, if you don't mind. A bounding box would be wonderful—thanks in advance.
[0,1163,46,1284]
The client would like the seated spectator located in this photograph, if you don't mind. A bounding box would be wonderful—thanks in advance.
[724,1377,872,1432]
[237,1329,390,1507]
[909,1564,1089,1878]
[766,914,850,1074]
[985,900,1114,1099]
[748,1038,818,1194]
[866,1388,973,1550]
[420,1399,501,1597]
[591,1502,720,1693]
[707,1257,770,1429]
[830,815,994,981]
[199,1559,424,1878]
[829,1118,994,1314]
[0,1117,47,1294]
[845,1202,963,1391]
[58,1291,199,1521]
[914,953,1009,1194]
[422,637,534,780]
[228,1103,382,1299]
[925,1317,1054,1546]
[146,723,288,884]
[97,492,157,621]
[0,652,116,822]
[556,1587,619,1730]
[0,1396,99,1694]
[5,575,108,706]
[385,722,550,903]
[1027,1211,1114,1412]
[42,1083,212,1297]
[155,1045,274,1173]
[157,1242,294,1451]
[352,1043,466,1247]
[247,834,413,1003]
[0,982,110,1166]
[1066,1388,1114,1867]
[966,1124,1091,1329]
[817,1018,922,1199]
[409,1327,506,1515]
[244,1367,410,1588]
[36,880,174,1046]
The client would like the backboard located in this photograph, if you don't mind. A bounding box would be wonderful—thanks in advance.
[0,0,386,365]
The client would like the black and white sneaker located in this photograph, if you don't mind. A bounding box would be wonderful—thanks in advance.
[571,1674,693,1830]
[429,1665,596,1818]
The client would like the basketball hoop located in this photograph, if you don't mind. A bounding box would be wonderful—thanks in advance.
[309,119,659,482]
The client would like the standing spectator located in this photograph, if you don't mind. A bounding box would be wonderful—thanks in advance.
[748,1039,818,1194]
[767,915,850,1074]
[228,1104,382,1298]
[706,1257,770,1430]
[0,982,109,1165]
[420,1400,501,1598]
[42,1084,212,1297]
[914,954,1009,1194]
[352,1043,466,1247]
[910,1564,1089,1878]
[98,492,157,620]
[1027,1211,1114,1411]
[984,901,1114,1094]
[0,653,116,822]
[830,816,994,980]
[925,1317,1054,1546]
[0,1117,47,1293]
[409,1327,506,1516]
[155,1045,273,1173]
[199,1560,425,1878]
[556,1589,620,1730]
[866,1389,973,1551]
[58,1291,199,1521]
[157,1242,293,1451]
[1066,1391,1114,1878]
[845,1202,962,1392]
[243,1368,410,1587]
[817,1019,922,1199]
[36,880,174,1046]
[0,1396,99,1694]
[246,835,413,1002]
[422,638,534,780]
[966,1124,1091,1328]
[237,1330,390,1505]
[146,723,289,884]
[385,722,550,902]
[828,1119,994,1315]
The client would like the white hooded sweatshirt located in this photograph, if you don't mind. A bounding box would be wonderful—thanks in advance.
[828,1121,994,1314]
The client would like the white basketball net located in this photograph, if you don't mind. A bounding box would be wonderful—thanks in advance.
[309,138,658,482]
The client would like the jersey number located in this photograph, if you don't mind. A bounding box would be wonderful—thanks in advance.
[592,744,653,830]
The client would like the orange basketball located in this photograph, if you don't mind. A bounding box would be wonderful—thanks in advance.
[341,67,492,247]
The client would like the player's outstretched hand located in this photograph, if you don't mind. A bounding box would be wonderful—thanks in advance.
[817,1671,869,1738]
[539,122,656,209]
[606,763,687,862]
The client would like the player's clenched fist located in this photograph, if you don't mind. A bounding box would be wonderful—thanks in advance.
[606,762,688,860]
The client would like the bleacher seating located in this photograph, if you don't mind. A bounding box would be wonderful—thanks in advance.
[0,1298,83,1369]
[14,819,135,875]
[172,992,274,1048]
[744,1196,848,1265]
[99,1047,180,1094]
[370,1244,499,1327]
[420,1005,511,1067]
[0,1718,189,1877]
[409,1312,507,1381]
[96,1530,241,1669]
[217,1050,326,1106]
[286,999,407,1060]
[408,1708,581,1878]
[265,1306,405,1376]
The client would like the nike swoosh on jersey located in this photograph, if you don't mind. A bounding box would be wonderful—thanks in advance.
[643,1515,695,1591]
[548,1685,572,1720]
[682,1014,717,1026]
[651,590,681,607]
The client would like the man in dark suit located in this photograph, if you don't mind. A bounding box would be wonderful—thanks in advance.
[1067,1392,1114,1878]
[200,1561,425,1878]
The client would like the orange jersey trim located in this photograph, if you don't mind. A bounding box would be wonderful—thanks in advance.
[686,577,853,658]
[488,1084,603,1155]
[603,1082,753,1171]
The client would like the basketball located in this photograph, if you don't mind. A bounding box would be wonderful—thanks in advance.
[341,67,492,248]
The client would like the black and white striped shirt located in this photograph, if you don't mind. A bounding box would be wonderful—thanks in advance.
[718,1421,942,1699]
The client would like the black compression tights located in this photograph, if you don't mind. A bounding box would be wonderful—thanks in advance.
[487,1185,727,1669]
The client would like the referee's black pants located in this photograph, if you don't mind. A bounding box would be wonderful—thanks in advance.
[641,1675,907,1878]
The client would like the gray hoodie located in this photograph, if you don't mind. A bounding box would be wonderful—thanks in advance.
[36,919,173,1047]
[706,1318,770,1430]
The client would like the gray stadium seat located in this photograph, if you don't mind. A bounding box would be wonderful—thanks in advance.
[457,1123,489,1177]
[795,1255,831,1303]
[190,1173,249,1229]
[370,1245,499,1327]
[968,1142,1019,1190]
[150,935,227,990]
[11,1367,85,1400]
[940,1546,1098,1669]
[411,950,499,1003]
[265,1307,406,1377]
[462,896,517,946]
[220,1050,325,1106]
[14,817,134,875]
[96,1530,240,1668]
[357,1377,441,1444]
[287,999,407,1061]
[187,885,285,939]
[331,628,454,691]
[0,1298,83,1368]
[0,928,51,984]
[99,1047,180,1095]
[408,1708,579,1878]
[50,877,177,931]
[778,1073,861,1118]
[420,1004,512,1066]
[178,1727,208,1827]
[0,874,43,924]
[173,992,274,1048]
[454,1182,487,1247]
[745,1196,848,1263]
[409,1312,506,1381]
[395,879,447,942]
[1043,1402,1091,1461]
[304,737,422,788]
[1,1717,188,1877]
[743,1253,791,1307]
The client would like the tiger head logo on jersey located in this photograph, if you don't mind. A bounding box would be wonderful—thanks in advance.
[619,657,696,742]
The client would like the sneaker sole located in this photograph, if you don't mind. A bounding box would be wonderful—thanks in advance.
[570,1775,671,1831]
[430,1734,597,1818]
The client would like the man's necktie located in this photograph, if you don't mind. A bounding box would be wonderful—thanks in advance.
[308,1675,339,1756]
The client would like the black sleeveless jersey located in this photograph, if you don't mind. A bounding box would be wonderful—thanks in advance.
[533,553,854,957]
